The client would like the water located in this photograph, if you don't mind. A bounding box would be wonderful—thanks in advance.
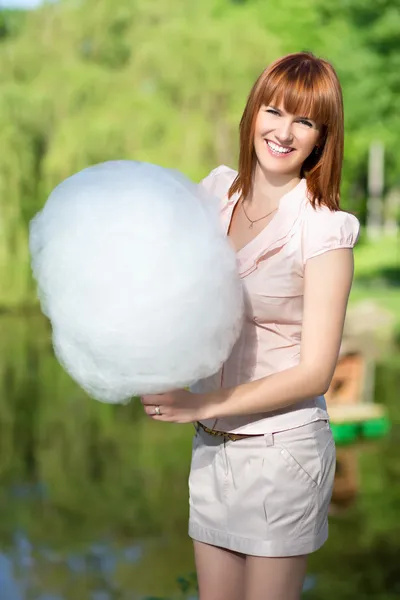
[0,315,399,599]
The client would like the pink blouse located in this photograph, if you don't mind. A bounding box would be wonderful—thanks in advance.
[193,165,360,435]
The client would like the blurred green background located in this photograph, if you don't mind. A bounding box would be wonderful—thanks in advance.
[0,0,399,598]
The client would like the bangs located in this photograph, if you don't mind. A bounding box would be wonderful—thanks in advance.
[261,63,335,126]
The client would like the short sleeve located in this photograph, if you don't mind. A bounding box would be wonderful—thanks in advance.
[303,207,360,264]
[198,164,237,198]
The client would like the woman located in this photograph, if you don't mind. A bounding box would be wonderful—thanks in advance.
[142,52,360,600]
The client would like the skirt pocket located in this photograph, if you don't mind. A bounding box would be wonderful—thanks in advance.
[262,422,332,539]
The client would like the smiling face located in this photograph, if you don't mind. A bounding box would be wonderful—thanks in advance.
[253,102,322,179]
[232,53,344,210]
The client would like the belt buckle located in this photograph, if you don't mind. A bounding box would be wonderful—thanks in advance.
[226,432,240,442]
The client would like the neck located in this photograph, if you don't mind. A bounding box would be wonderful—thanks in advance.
[251,164,301,207]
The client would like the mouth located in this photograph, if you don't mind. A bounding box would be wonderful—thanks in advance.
[265,140,294,157]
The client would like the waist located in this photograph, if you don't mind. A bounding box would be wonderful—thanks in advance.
[197,398,329,435]
[195,417,330,443]
[195,420,265,442]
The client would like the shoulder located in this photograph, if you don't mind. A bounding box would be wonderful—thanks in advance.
[198,165,238,197]
[304,202,360,233]
[302,202,360,263]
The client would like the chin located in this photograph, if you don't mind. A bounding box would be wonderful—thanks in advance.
[258,158,298,176]
[255,150,303,176]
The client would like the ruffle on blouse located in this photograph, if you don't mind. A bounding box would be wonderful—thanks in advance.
[232,180,309,278]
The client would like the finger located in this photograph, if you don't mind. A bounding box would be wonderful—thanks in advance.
[141,395,161,406]
[143,404,168,418]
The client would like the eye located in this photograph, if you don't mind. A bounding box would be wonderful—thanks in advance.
[266,108,280,115]
[298,119,313,128]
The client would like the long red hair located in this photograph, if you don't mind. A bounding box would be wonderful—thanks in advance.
[228,52,344,210]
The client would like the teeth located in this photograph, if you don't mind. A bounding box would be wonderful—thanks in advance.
[267,141,292,154]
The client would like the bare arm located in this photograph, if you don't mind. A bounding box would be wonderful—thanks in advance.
[206,248,355,419]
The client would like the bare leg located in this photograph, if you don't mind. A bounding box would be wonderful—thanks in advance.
[245,555,308,600]
[193,540,246,600]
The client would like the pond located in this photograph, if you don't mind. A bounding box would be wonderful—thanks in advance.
[0,315,399,600]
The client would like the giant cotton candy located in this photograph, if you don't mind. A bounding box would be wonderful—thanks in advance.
[29,160,244,403]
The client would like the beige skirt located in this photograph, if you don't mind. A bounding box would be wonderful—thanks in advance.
[188,419,336,557]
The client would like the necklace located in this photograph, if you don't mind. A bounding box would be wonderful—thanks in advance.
[241,200,278,229]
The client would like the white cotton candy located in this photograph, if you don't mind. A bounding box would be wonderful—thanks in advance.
[29,160,244,403]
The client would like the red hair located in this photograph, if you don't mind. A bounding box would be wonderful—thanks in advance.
[228,52,344,210]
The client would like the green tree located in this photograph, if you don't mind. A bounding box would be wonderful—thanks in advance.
[0,0,399,307]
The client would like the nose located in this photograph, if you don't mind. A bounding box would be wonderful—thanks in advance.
[274,118,294,144]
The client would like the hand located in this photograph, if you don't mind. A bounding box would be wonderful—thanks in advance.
[141,389,212,424]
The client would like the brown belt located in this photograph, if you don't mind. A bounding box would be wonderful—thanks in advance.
[195,420,265,442]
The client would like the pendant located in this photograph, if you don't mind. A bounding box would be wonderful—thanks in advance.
[249,222,254,229]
